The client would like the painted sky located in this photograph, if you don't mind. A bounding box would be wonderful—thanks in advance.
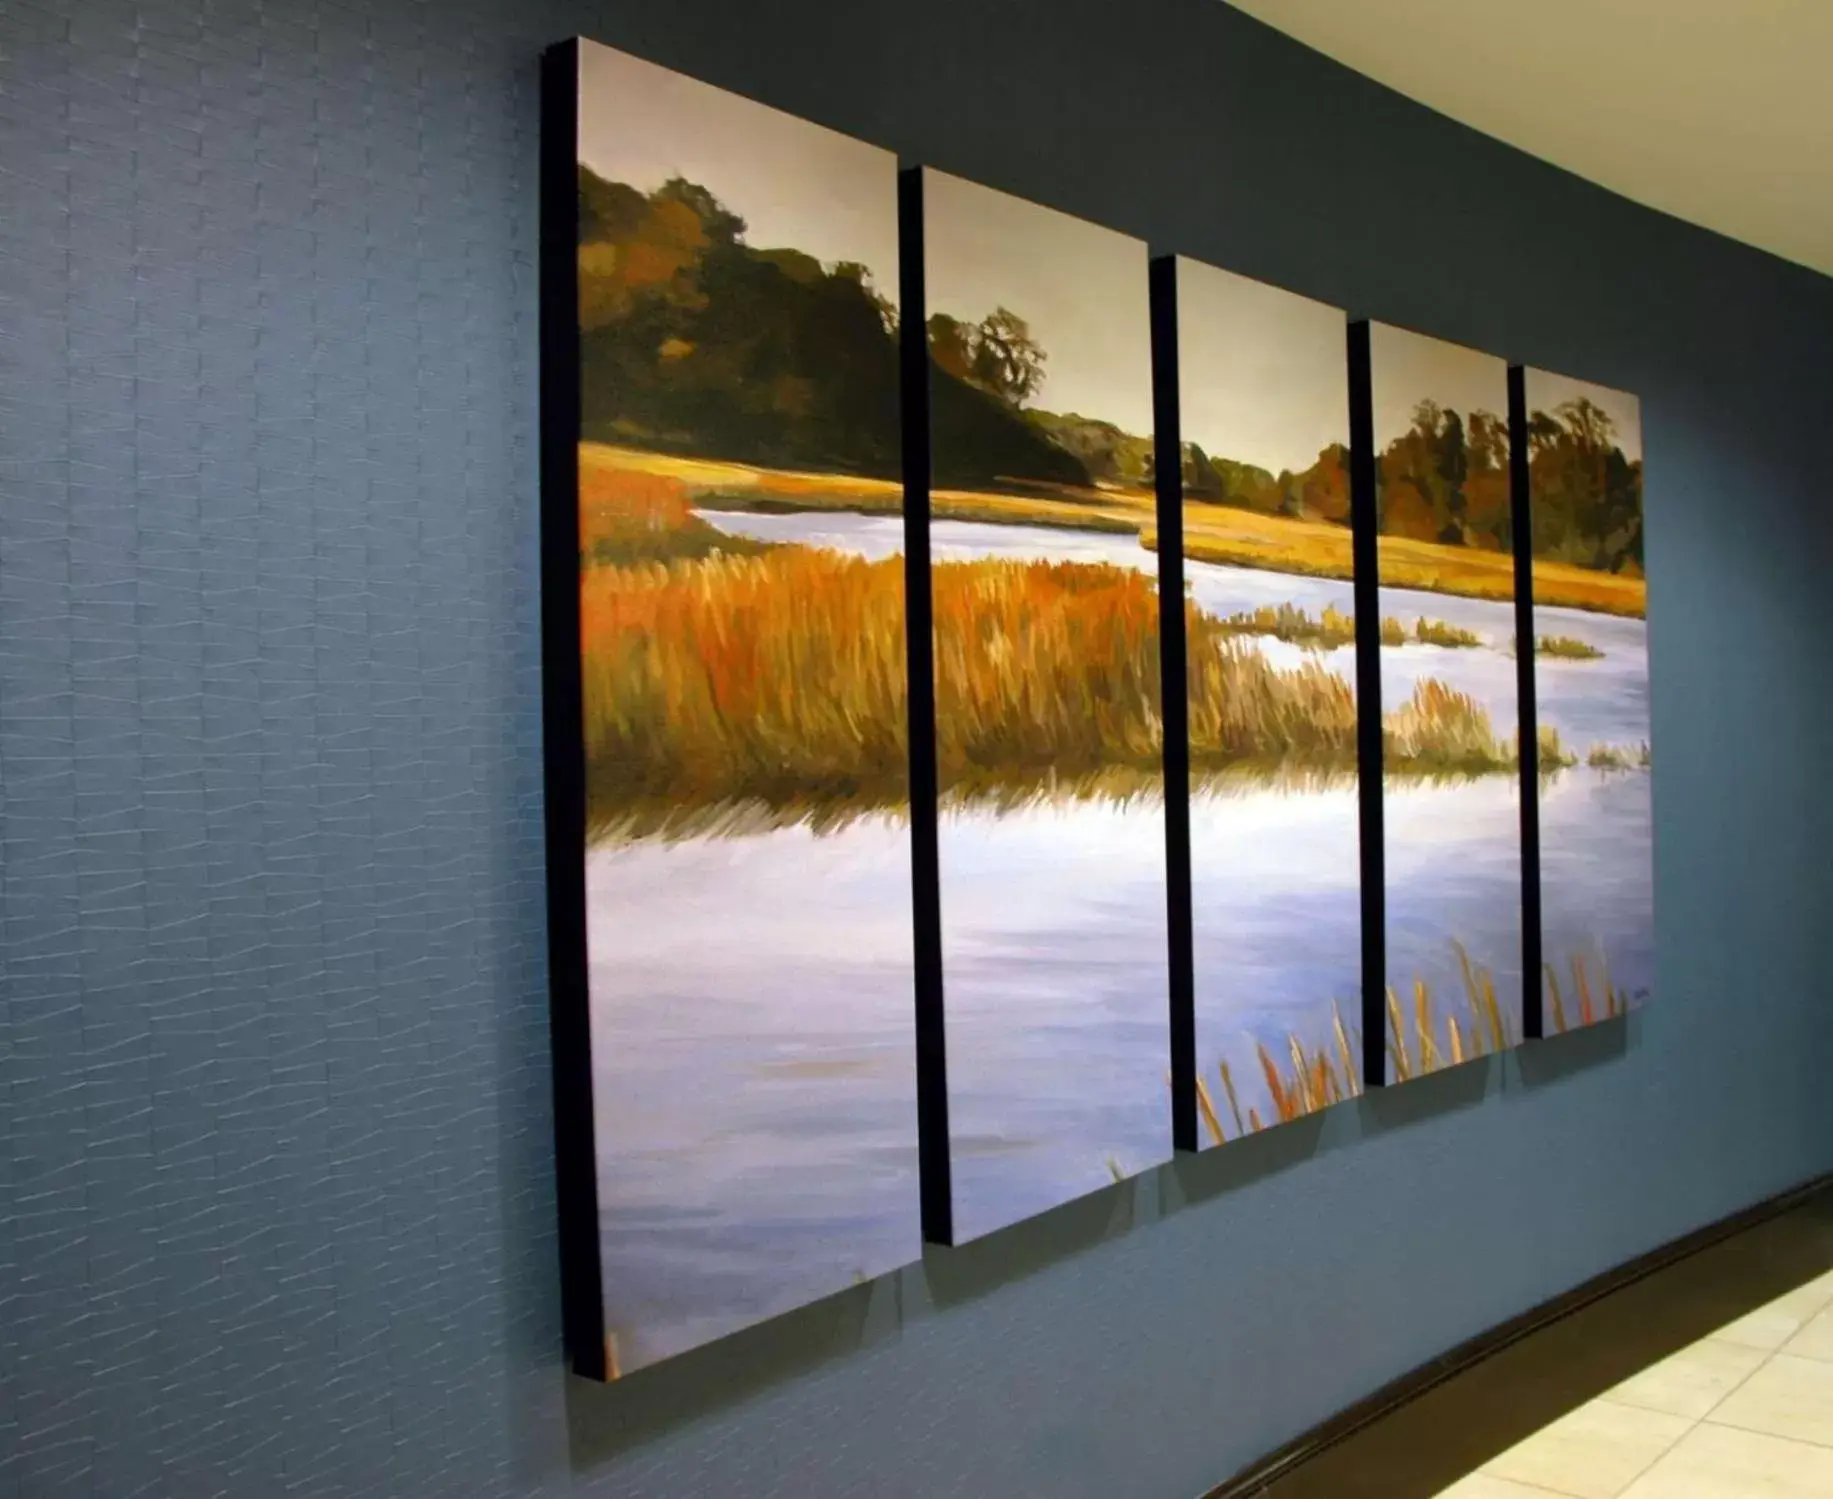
[576,40,899,298]
[1370,323,1509,448]
[923,170,1153,438]
[1525,369,1644,462]
[1177,259,1347,475]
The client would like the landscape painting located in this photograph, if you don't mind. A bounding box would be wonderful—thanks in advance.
[1170,257,1364,1143]
[566,39,917,1375]
[1367,324,1532,1083]
[1523,367,1652,1029]
[916,170,1168,1240]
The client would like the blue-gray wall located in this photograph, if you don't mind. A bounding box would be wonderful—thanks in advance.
[4,1,1830,1495]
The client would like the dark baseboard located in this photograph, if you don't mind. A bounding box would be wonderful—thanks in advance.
[1205,1172,1833,1498]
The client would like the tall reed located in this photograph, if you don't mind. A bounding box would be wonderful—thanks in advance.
[1544,952,1630,1032]
[1196,942,1525,1146]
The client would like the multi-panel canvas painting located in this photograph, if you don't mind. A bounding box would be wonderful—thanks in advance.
[543,34,1656,1382]
[1364,324,1526,1083]
[1521,368,1652,1028]
[555,39,917,1375]
[914,169,1169,1241]
[1169,258,1363,1141]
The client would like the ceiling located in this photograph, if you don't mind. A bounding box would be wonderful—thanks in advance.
[1227,0,1833,278]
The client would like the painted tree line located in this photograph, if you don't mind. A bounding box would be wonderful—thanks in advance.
[1378,398,1643,574]
[576,169,1640,571]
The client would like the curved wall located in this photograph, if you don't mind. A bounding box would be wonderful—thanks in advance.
[3,1,1831,1495]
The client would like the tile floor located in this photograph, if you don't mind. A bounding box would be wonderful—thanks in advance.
[1443,1268,1833,1498]
[1251,1187,1833,1499]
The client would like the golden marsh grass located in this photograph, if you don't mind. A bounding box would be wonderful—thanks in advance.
[1172,506,1645,618]
[581,542,1514,830]
[1587,742,1652,771]
[1535,634,1606,660]
[577,456,1638,833]
[1217,603,1480,652]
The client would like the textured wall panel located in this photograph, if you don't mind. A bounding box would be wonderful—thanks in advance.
[2,1,1831,1496]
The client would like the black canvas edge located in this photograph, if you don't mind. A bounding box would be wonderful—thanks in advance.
[1346,321,1386,1089]
[899,166,954,1247]
[539,38,610,1383]
[1150,255,1197,1155]
[1508,366,1546,1041]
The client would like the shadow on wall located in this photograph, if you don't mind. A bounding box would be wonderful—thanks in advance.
[561,1018,1628,1471]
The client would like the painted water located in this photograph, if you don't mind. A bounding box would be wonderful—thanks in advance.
[590,508,1651,1359]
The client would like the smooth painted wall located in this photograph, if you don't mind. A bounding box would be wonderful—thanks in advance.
[3,1,1830,1495]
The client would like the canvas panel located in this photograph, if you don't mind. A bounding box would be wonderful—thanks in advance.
[1172,258,1363,1144]
[916,169,1168,1242]
[566,38,916,1375]
[1367,324,1525,1084]
[1523,367,1653,1030]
